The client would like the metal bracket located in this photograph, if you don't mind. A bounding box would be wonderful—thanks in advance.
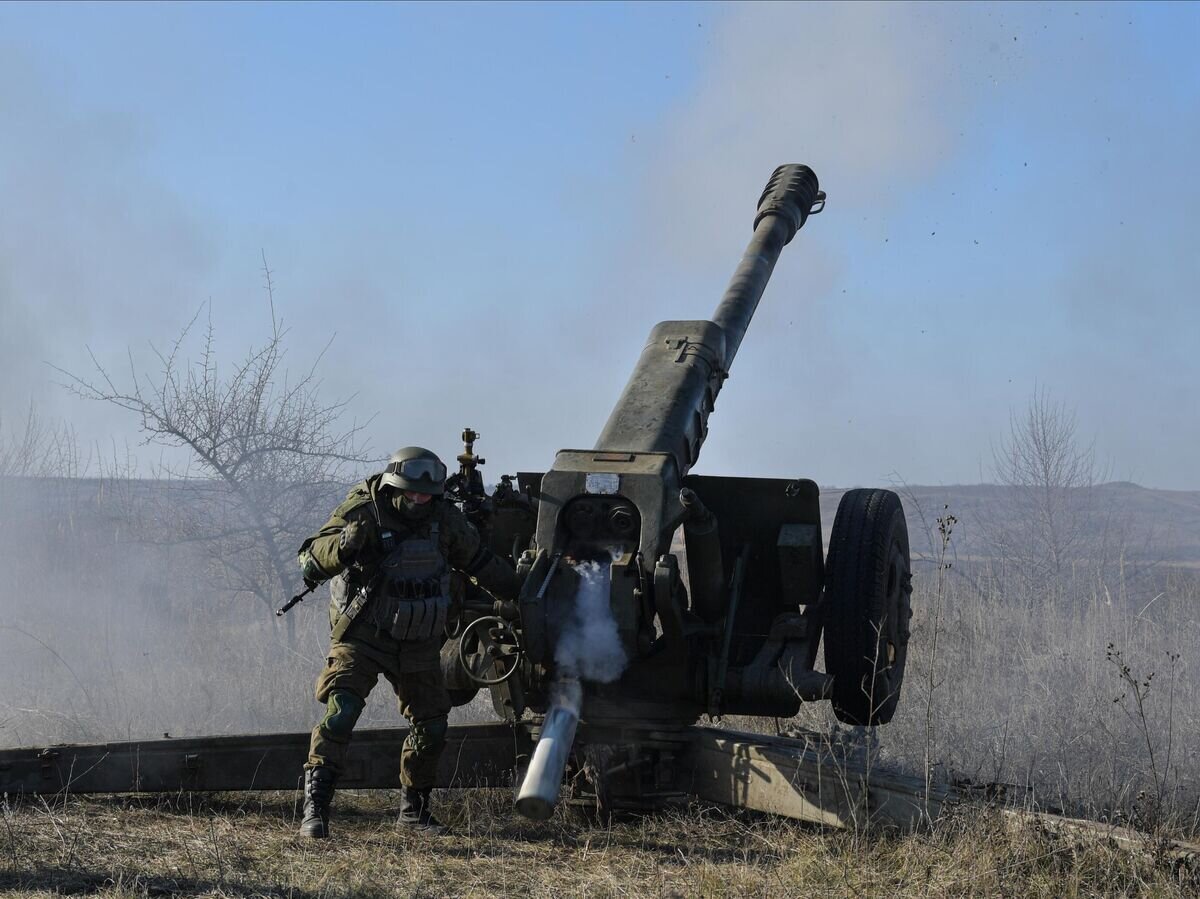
[709,543,751,718]
[37,748,59,779]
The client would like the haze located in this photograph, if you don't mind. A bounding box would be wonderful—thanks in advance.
[1,1,1197,488]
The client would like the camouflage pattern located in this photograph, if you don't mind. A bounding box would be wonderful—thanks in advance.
[307,627,452,787]
[300,474,520,788]
[298,475,487,589]
[299,475,519,603]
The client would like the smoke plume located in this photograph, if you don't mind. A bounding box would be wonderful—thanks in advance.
[547,555,629,717]
[553,558,628,691]
[515,556,625,815]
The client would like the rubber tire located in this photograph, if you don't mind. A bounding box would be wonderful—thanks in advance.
[440,640,480,708]
[822,488,913,726]
[447,686,479,708]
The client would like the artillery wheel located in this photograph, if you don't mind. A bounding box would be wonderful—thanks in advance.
[457,616,523,686]
[822,488,913,726]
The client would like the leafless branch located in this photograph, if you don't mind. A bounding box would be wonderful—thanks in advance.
[0,404,86,478]
[55,257,377,637]
[982,386,1116,596]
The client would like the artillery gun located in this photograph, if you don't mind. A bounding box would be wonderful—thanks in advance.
[0,165,920,828]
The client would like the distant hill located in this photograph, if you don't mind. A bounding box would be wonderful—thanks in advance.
[3,475,1198,569]
[817,481,1200,566]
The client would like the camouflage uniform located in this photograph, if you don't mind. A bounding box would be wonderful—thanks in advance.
[299,474,518,790]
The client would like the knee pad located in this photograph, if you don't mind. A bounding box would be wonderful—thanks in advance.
[408,714,448,753]
[320,690,365,740]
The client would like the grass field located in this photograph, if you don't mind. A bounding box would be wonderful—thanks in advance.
[3,789,1197,898]
[3,477,1199,896]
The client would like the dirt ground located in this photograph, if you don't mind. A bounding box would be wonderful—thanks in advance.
[1,789,1196,898]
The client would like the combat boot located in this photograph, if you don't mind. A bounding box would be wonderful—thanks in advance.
[300,766,337,838]
[398,785,448,834]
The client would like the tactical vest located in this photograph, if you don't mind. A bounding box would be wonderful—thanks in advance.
[330,523,451,643]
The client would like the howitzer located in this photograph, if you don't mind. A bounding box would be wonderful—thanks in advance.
[2,165,916,830]
[444,164,915,817]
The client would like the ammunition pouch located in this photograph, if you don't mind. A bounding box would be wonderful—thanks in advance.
[330,523,452,643]
[369,592,451,643]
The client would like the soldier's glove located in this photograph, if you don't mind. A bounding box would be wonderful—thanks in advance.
[470,552,522,604]
[339,521,367,561]
[299,550,328,590]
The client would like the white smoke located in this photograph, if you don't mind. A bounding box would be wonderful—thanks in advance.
[551,557,628,713]
[549,675,583,717]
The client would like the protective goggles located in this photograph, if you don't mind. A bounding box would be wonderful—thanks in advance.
[386,458,447,484]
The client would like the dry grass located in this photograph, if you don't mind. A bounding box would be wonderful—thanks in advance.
[771,558,1200,834]
[2,790,1197,898]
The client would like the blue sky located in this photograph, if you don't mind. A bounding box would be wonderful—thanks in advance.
[1,2,1198,488]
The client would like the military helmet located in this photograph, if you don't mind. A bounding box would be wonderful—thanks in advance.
[380,447,447,495]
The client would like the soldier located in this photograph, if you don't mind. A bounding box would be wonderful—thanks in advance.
[296,446,520,838]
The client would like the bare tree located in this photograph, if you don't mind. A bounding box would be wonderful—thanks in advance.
[0,404,84,478]
[57,256,374,638]
[986,386,1107,591]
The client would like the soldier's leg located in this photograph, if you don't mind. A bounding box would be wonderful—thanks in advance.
[390,664,452,832]
[307,640,381,773]
[302,640,382,838]
[392,667,452,790]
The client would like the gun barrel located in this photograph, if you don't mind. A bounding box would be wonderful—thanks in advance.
[711,165,821,368]
[593,165,820,475]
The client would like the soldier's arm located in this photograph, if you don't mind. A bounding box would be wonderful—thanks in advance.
[297,506,376,585]
[443,507,522,601]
